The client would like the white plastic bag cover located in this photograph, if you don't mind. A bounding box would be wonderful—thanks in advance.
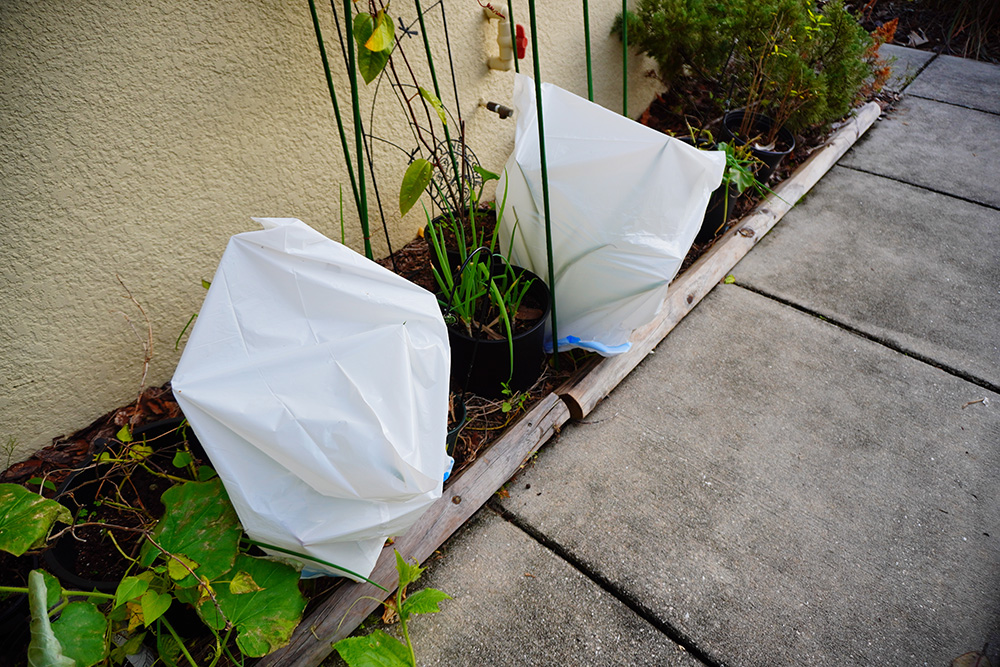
[499,75,725,355]
[171,218,450,579]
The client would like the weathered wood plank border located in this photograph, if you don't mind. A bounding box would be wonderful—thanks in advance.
[562,101,881,418]
[258,100,880,667]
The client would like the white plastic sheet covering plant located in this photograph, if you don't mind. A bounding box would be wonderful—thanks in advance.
[171,218,450,580]
[499,74,726,355]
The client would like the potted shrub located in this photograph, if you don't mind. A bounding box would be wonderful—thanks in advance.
[40,418,206,593]
[618,0,878,183]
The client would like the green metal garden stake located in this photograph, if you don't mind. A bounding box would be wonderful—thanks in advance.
[343,0,372,260]
[507,0,519,74]
[307,0,362,242]
[415,0,461,202]
[583,0,594,101]
[621,0,628,116]
[526,0,559,362]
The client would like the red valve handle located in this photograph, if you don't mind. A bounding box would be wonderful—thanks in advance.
[515,24,527,60]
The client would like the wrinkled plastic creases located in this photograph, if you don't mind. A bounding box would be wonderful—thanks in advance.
[172,218,450,579]
[499,75,726,355]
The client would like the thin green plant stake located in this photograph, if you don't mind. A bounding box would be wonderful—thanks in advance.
[526,0,559,362]
[344,0,373,260]
[583,0,593,101]
[307,0,362,239]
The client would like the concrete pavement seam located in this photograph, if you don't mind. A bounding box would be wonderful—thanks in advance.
[837,163,1000,212]
[906,93,1000,117]
[731,282,1000,395]
[485,501,725,667]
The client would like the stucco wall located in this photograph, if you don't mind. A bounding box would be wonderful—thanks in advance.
[0,0,661,464]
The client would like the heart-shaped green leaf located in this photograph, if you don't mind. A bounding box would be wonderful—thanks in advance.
[472,165,501,183]
[172,450,193,469]
[140,590,172,626]
[129,444,153,461]
[0,484,72,556]
[51,601,108,667]
[166,553,200,581]
[196,554,306,658]
[333,629,412,667]
[354,12,391,84]
[399,588,450,621]
[114,575,149,609]
[229,570,263,595]
[364,10,395,52]
[399,159,433,215]
[140,479,241,588]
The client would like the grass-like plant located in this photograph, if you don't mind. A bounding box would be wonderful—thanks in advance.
[424,167,534,383]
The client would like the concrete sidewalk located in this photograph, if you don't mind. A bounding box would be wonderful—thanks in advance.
[331,47,1000,666]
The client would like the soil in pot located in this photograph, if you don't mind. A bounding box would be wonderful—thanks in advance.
[696,183,740,244]
[0,550,35,661]
[447,266,550,400]
[721,109,796,184]
[425,208,504,276]
[43,419,208,593]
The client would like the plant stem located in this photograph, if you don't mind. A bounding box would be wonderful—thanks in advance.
[507,0,519,74]
[414,0,461,198]
[0,585,115,599]
[397,585,417,666]
[161,615,200,667]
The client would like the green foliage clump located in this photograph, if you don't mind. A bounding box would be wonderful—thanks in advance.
[616,0,877,132]
[613,0,740,82]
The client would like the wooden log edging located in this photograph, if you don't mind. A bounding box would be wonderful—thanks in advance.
[562,101,882,419]
[258,393,571,667]
[259,101,880,667]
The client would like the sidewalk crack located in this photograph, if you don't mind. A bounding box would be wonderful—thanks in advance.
[836,164,1000,212]
[733,284,1000,395]
[906,93,1000,117]
[488,501,727,667]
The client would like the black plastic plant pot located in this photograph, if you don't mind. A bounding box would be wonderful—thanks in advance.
[696,183,740,244]
[445,398,467,458]
[721,109,796,184]
[0,588,30,650]
[42,418,202,593]
[447,267,550,400]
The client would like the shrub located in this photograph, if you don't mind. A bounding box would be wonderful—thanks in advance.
[616,0,878,132]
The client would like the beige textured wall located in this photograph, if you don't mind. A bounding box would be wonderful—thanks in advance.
[0,0,660,464]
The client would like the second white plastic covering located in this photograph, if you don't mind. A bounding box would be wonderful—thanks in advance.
[499,75,725,355]
[171,218,450,580]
